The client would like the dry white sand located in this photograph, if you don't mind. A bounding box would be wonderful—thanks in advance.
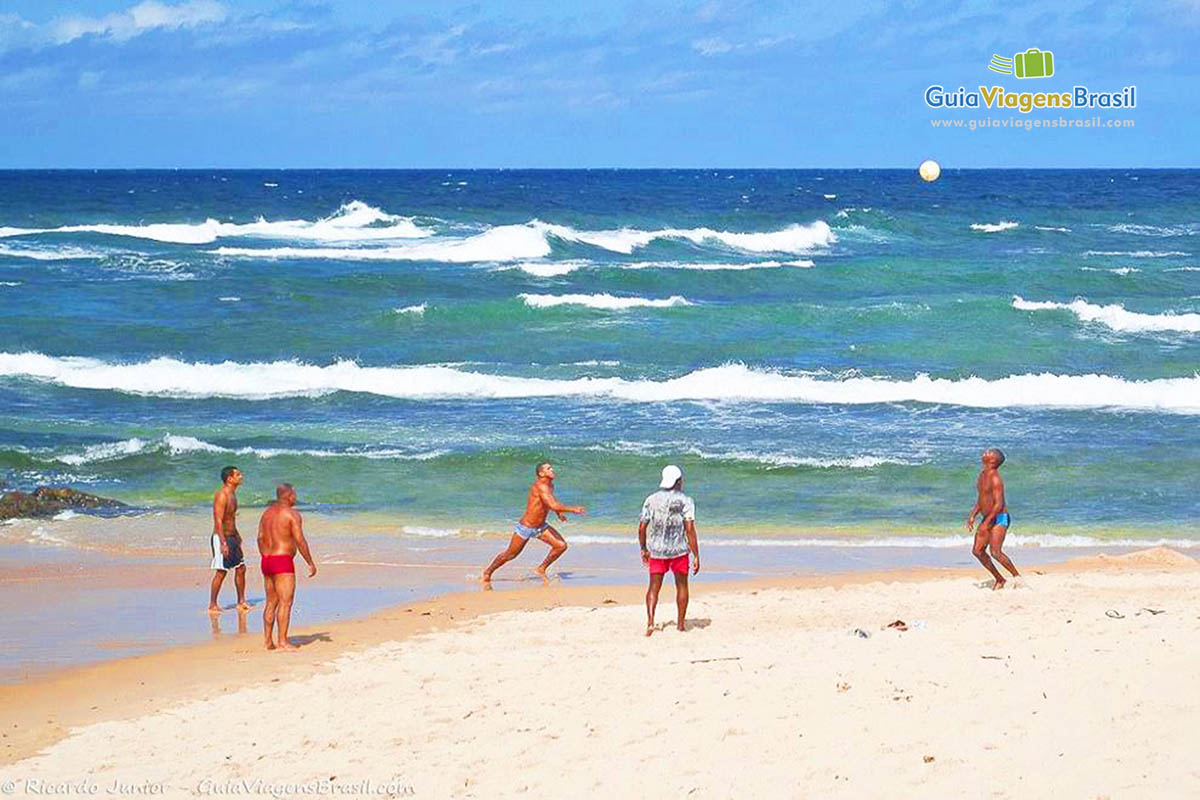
[3,550,1198,799]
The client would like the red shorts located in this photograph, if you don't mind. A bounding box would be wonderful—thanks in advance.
[261,554,295,576]
[648,554,689,575]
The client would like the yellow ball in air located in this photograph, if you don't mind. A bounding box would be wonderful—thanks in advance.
[918,160,941,182]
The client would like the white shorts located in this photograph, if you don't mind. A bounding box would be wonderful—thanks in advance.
[210,533,246,572]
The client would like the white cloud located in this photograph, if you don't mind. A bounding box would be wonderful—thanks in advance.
[692,33,793,56]
[692,37,733,56]
[53,1,227,44]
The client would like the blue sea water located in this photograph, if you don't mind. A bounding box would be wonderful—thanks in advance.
[1,169,1198,548]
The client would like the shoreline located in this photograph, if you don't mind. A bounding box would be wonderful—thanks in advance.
[4,546,1195,767]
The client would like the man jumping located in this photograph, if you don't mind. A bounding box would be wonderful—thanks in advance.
[257,484,317,650]
[482,462,585,584]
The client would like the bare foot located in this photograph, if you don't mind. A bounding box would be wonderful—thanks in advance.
[677,621,687,632]
[645,624,655,637]
[534,566,549,582]
[279,640,300,651]
[265,641,276,651]
[993,578,1006,590]
[207,605,221,615]
[237,602,251,611]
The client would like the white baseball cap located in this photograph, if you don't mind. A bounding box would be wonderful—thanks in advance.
[659,464,683,489]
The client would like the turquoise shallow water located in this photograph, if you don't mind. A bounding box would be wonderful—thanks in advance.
[1,169,1198,547]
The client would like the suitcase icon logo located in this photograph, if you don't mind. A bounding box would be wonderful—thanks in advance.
[988,48,1055,79]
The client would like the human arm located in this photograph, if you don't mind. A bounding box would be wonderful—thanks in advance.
[638,520,650,566]
[294,514,317,577]
[213,492,230,557]
[965,500,980,532]
[537,483,585,516]
[685,520,700,575]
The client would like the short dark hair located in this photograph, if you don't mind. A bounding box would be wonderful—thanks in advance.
[535,462,551,477]
[984,448,1006,466]
[220,466,239,483]
[276,483,294,499]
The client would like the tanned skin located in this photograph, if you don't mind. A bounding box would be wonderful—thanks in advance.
[639,478,700,636]
[967,450,1019,589]
[257,484,317,651]
[209,468,248,613]
[482,463,586,585]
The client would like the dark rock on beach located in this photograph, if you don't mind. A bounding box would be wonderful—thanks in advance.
[0,487,127,521]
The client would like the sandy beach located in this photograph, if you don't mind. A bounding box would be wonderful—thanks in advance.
[2,547,1196,799]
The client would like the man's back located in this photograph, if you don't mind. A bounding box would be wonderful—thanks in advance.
[640,489,695,558]
[258,503,301,556]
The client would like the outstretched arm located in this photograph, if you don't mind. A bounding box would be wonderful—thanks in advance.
[294,514,317,577]
[537,483,585,516]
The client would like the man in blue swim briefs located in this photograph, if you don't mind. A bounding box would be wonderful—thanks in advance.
[967,447,1020,590]
[482,462,586,584]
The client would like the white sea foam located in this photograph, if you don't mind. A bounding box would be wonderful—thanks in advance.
[394,304,427,315]
[592,441,910,469]
[1079,267,1141,275]
[48,433,448,464]
[1107,223,1200,237]
[400,525,461,538]
[1084,250,1188,258]
[0,281,21,287]
[1034,226,1072,233]
[215,222,551,263]
[502,258,814,275]
[627,259,815,270]
[4,352,1198,412]
[540,219,834,254]
[1013,295,1200,333]
[969,221,1019,232]
[1166,267,1200,272]
[519,293,692,310]
[218,296,241,302]
[0,245,108,260]
[0,201,430,245]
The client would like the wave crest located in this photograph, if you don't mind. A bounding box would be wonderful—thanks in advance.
[0,201,430,245]
[3,352,1198,412]
[519,293,692,310]
[1013,295,1200,333]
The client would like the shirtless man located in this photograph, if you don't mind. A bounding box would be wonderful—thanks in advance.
[481,462,585,584]
[967,448,1020,589]
[209,466,248,614]
[257,484,317,651]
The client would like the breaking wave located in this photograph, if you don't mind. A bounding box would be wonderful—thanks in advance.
[2,352,1198,412]
[1013,296,1200,333]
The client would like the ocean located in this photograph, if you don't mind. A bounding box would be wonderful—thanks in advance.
[2,168,1199,552]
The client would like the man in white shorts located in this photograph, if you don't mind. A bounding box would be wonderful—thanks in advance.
[209,466,248,613]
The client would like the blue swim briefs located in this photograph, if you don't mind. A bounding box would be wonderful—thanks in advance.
[514,522,549,539]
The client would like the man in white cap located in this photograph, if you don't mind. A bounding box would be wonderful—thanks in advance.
[638,464,699,636]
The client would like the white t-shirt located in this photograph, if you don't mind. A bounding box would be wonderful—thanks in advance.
[639,489,695,559]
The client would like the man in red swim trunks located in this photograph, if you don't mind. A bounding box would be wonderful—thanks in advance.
[638,465,700,636]
[257,484,317,651]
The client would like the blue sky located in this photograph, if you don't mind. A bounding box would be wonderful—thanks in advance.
[0,1,1196,167]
